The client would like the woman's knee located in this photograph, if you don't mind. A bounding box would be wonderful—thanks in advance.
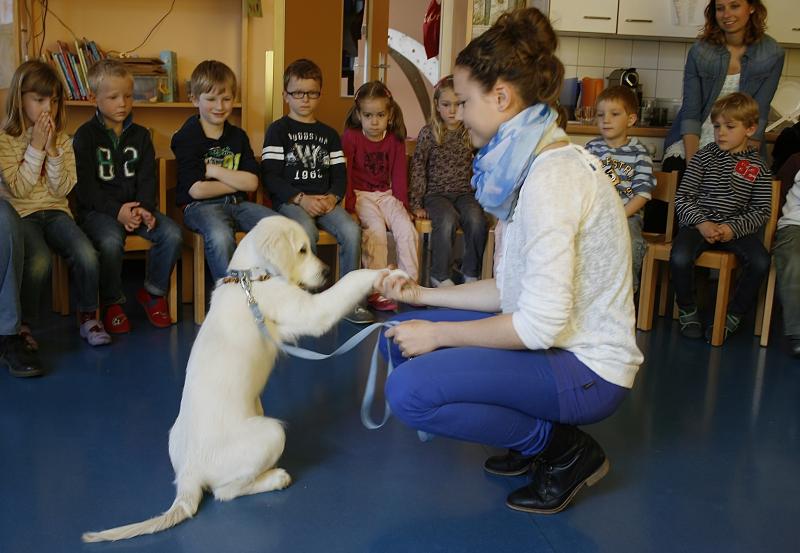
[385,365,430,424]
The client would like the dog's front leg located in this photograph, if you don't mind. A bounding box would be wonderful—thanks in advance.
[275,269,397,340]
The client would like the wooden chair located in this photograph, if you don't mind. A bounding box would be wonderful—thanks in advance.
[160,158,339,325]
[414,217,497,285]
[52,166,178,323]
[637,175,781,347]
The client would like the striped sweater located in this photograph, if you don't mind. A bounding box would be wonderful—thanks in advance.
[0,129,76,218]
[676,143,771,239]
[585,136,655,204]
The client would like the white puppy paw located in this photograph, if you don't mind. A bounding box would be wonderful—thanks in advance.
[273,468,292,489]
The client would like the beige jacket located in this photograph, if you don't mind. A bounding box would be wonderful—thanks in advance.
[0,128,76,218]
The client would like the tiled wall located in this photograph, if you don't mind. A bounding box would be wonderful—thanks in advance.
[556,36,800,103]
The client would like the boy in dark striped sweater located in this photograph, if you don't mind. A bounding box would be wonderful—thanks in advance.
[670,92,771,342]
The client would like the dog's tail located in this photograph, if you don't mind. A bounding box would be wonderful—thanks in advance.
[81,476,203,543]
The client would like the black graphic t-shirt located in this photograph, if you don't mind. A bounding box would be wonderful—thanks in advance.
[73,112,157,218]
[171,115,259,206]
[260,116,347,207]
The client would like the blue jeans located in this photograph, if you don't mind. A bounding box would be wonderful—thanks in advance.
[0,199,23,335]
[424,193,487,281]
[80,210,183,304]
[381,310,628,457]
[669,227,770,314]
[182,198,276,281]
[20,210,100,320]
[279,203,361,274]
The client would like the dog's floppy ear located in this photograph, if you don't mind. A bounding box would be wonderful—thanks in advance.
[257,228,293,278]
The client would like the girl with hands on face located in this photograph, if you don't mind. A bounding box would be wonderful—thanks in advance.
[0,61,110,347]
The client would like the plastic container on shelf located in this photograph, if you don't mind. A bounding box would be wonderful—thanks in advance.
[133,75,169,102]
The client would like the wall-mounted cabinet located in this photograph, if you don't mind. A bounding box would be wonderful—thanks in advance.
[550,0,618,35]
[616,0,701,39]
[767,1,800,45]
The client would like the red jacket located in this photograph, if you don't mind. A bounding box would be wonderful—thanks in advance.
[342,128,408,212]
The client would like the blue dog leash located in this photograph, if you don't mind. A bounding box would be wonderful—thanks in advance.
[228,269,430,439]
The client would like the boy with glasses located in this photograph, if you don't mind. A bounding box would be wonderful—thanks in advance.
[261,58,372,323]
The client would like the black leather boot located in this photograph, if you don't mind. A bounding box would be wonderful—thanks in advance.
[0,335,43,378]
[484,449,537,476]
[506,424,608,514]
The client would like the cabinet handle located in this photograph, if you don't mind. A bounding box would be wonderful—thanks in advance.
[625,19,653,23]
[583,16,612,20]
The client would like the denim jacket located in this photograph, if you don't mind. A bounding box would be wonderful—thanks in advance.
[664,35,785,151]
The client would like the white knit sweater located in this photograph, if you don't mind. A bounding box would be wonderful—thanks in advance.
[496,144,643,388]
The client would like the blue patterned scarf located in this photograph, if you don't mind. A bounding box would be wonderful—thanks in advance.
[471,104,567,221]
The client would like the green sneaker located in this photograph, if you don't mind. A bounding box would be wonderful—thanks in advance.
[678,305,703,339]
[705,312,742,344]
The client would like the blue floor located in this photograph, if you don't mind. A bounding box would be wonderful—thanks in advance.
[1,293,798,552]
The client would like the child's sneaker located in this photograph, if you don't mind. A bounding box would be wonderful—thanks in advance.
[80,319,112,346]
[136,288,172,328]
[343,305,375,324]
[368,293,398,312]
[705,312,742,344]
[678,305,703,339]
[430,277,455,288]
[103,304,131,334]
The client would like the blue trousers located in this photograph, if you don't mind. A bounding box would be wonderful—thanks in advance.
[0,199,23,335]
[20,210,100,320]
[183,197,276,281]
[382,310,628,457]
[279,203,362,275]
[80,210,183,304]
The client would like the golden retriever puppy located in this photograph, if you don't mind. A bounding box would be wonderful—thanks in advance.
[83,216,394,542]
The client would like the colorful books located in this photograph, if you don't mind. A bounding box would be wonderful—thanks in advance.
[47,39,107,100]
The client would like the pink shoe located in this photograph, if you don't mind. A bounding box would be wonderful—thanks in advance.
[80,319,112,346]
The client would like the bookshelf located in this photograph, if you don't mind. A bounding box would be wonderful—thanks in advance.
[24,0,270,159]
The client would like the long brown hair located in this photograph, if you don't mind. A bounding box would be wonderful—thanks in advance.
[344,81,407,141]
[700,0,767,46]
[3,60,66,137]
[430,75,471,148]
[455,7,563,110]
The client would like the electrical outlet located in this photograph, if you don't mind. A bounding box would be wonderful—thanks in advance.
[247,0,263,18]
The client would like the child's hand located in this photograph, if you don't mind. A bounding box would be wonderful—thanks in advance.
[716,223,734,242]
[412,208,428,220]
[300,195,327,217]
[133,207,157,231]
[30,112,50,151]
[118,202,142,232]
[696,221,720,243]
[320,194,338,214]
[45,115,59,156]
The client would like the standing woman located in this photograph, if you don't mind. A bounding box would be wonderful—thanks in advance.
[663,0,784,171]
[374,8,643,514]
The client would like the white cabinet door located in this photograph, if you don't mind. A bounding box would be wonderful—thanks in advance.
[766,0,800,45]
[617,0,704,39]
[550,0,618,34]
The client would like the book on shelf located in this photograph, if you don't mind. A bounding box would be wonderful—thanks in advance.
[159,50,177,102]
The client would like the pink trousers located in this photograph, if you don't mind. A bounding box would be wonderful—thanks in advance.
[355,190,419,281]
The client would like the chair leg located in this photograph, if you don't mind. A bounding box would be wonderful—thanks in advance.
[710,258,733,347]
[657,264,670,317]
[481,227,495,280]
[181,246,193,304]
[758,262,777,347]
[637,249,657,331]
[193,234,206,325]
[168,266,178,323]
[53,255,70,316]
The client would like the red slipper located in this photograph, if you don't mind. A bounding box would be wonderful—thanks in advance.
[136,288,172,328]
[103,304,131,334]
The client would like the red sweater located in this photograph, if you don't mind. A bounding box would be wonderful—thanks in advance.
[342,128,408,212]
